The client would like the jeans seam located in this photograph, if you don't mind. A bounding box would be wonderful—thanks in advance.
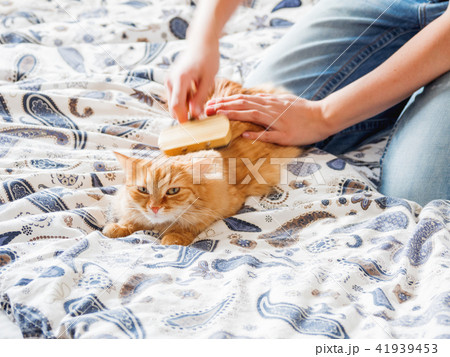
[339,118,393,134]
[419,3,427,29]
[311,27,417,101]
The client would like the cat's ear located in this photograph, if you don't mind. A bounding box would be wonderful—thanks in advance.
[113,151,131,168]
[113,151,143,183]
[114,151,152,185]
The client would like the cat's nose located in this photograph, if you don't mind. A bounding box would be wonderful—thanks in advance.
[151,206,161,214]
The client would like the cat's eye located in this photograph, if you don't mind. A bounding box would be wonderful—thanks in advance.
[137,186,148,194]
[166,187,180,196]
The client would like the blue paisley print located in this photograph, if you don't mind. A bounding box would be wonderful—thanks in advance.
[257,291,349,339]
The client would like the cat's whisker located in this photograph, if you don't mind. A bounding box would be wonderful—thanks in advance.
[186,208,221,220]
[191,206,225,220]
[178,216,195,228]
[158,197,200,237]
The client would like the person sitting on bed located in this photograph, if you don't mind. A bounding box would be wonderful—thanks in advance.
[165,0,450,206]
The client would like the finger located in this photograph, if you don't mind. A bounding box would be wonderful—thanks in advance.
[207,94,269,106]
[216,109,273,127]
[205,105,217,116]
[170,78,189,123]
[242,130,283,144]
[207,100,269,115]
[190,79,212,117]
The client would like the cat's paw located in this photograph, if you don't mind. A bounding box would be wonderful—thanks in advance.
[161,233,193,246]
[102,223,132,238]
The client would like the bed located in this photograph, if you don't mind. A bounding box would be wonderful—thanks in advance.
[0,0,449,339]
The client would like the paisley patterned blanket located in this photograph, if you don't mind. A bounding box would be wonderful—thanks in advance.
[0,0,449,339]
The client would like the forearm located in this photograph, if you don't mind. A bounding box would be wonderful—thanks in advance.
[321,7,450,134]
[187,0,243,44]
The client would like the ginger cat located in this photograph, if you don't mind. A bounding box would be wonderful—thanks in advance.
[102,79,302,245]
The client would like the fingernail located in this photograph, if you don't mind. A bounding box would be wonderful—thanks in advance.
[242,132,250,138]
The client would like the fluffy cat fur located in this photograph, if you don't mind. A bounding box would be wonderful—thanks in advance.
[102,79,302,245]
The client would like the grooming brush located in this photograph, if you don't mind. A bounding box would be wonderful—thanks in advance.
[158,114,232,156]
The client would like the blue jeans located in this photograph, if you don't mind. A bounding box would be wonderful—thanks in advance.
[244,0,449,205]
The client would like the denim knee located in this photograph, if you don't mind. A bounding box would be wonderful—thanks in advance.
[378,71,450,205]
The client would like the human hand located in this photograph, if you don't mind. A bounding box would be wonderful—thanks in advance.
[166,40,220,123]
[205,93,333,146]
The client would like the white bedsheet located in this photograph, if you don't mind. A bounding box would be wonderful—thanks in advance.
[0,0,449,339]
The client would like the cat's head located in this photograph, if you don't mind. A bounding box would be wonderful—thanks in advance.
[114,150,222,226]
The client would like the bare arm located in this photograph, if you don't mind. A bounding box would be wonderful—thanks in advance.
[188,0,243,44]
[321,5,450,134]
[166,0,243,122]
